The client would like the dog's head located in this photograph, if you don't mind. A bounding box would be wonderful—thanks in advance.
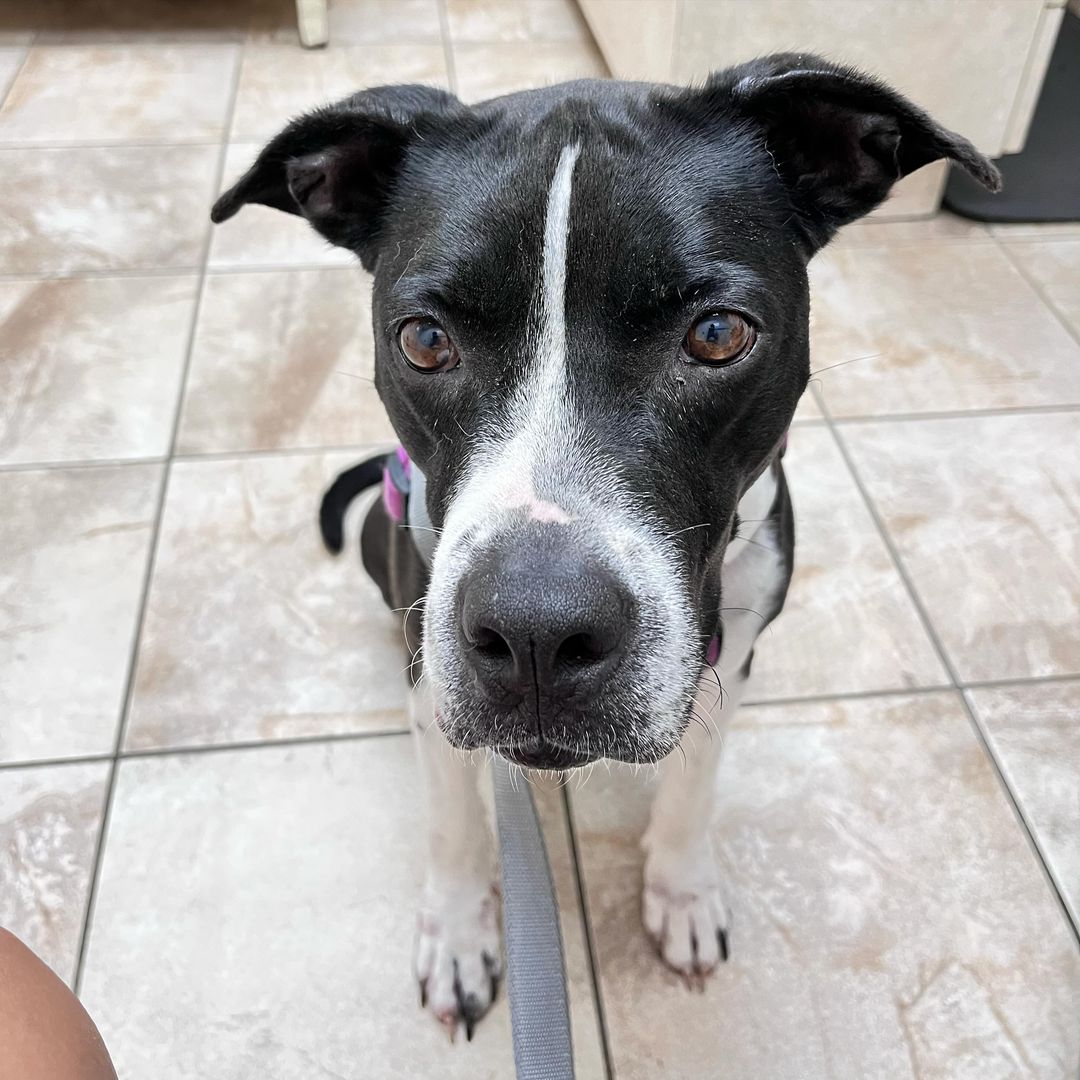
[214,55,998,768]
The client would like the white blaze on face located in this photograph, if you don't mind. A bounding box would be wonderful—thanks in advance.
[423,142,699,744]
[430,143,582,557]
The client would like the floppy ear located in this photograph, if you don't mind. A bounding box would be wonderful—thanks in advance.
[692,54,1001,248]
[210,84,464,269]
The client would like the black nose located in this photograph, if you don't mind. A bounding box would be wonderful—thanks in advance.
[459,533,632,705]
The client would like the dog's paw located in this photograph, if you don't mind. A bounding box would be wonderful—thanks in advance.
[415,879,502,1041]
[642,850,730,986]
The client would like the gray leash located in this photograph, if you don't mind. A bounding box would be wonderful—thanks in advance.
[492,760,576,1080]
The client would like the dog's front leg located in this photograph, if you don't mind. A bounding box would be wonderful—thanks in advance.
[409,680,502,1038]
[641,660,749,982]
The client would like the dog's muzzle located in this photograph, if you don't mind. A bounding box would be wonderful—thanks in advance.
[455,525,637,766]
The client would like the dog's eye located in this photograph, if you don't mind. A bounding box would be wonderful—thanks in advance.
[398,318,460,372]
[683,311,755,365]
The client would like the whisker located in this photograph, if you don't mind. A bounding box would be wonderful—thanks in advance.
[809,352,882,377]
[720,605,767,623]
[667,522,711,540]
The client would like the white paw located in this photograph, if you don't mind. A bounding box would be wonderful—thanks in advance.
[415,877,502,1040]
[642,848,730,985]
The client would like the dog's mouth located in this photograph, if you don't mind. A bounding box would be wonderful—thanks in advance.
[495,739,597,771]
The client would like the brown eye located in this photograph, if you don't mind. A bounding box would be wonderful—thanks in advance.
[683,311,755,365]
[398,318,460,372]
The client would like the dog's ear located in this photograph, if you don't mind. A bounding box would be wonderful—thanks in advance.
[679,54,1001,248]
[211,84,465,269]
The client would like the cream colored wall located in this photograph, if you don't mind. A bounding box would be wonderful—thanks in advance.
[579,0,1064,217]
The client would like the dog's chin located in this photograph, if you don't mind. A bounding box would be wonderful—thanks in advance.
[437,707,688,771]
[496,740,597,771]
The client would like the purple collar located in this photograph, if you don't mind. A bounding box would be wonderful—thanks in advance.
[382,445,412,524]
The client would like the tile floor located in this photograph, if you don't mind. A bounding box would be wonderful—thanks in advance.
[0,1,1078,1077]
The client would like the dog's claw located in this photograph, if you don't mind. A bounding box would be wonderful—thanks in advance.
[415,883,503,1041]
[642,873,731,983]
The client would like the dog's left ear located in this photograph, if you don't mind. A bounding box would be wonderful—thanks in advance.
[211,84,466,269]
[680,54,1001,248]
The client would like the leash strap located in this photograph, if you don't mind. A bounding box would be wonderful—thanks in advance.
[492,760,576,1080]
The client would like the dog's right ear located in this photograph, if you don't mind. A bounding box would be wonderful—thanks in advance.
[211,84,465,270]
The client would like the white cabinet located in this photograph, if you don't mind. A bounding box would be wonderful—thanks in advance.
[578,0,1065,217]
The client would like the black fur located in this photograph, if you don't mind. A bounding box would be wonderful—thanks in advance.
[318,453,385,554]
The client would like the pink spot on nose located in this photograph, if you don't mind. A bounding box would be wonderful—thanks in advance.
[503,476,572,524]
[528,498,572,524]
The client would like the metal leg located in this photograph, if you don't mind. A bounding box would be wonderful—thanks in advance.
[295,0,329,48]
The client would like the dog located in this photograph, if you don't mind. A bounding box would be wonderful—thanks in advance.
[211,54,998,1038]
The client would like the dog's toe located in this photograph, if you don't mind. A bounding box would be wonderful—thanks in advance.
[415,881,502,1040]
[643,878,730,981]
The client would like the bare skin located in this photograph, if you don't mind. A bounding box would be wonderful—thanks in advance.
[0,929,117,1080]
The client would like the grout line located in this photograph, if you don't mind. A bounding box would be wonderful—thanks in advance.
[0,261,358,283]
[994,234,1080,353]
[72,55,245,997]
[0,455,167,474]
[0,443,386,477]
[830,402,1080,425]
[0,135,225,150]
[562,788,616,1080]
[10,673,1077,776]
[742,683,954,709]
[435,0,458,95]
[0,266,202,283]
[70,462,168,996]
[0,728,412,774]
[205,260,363,275]
[0,43,31,107]
[0,752,114,774]
[812,381,1080,951]
[963,671,1080,692]
[120,727,410,759]
[173,441,391,463]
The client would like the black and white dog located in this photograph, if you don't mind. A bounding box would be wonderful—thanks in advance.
[211,54,998,1036]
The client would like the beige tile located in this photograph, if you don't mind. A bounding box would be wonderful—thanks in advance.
[0,45,25,91]
[0,465,161,765]
[746,426,946,701]
[0,45,238,143]
[446,0,591,43]
[791,388,820,422]
[231,43,448,141]
[809,242,1080,417]
[125,452,409,750]
[80,738,605,1078]
[0,762,110,986]
[991,221,1080,243]
[454,41,607,103]
[844,413,1080,682]
[827,210,990,251]
[1006,240,1080,339]
[178,268,393,454]
[969,681,1080,927]
[324,0,442,44]
[0,144,217,273]
[572,692,1080,1080]
[208,143,356,268]
[0,276,198,465]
